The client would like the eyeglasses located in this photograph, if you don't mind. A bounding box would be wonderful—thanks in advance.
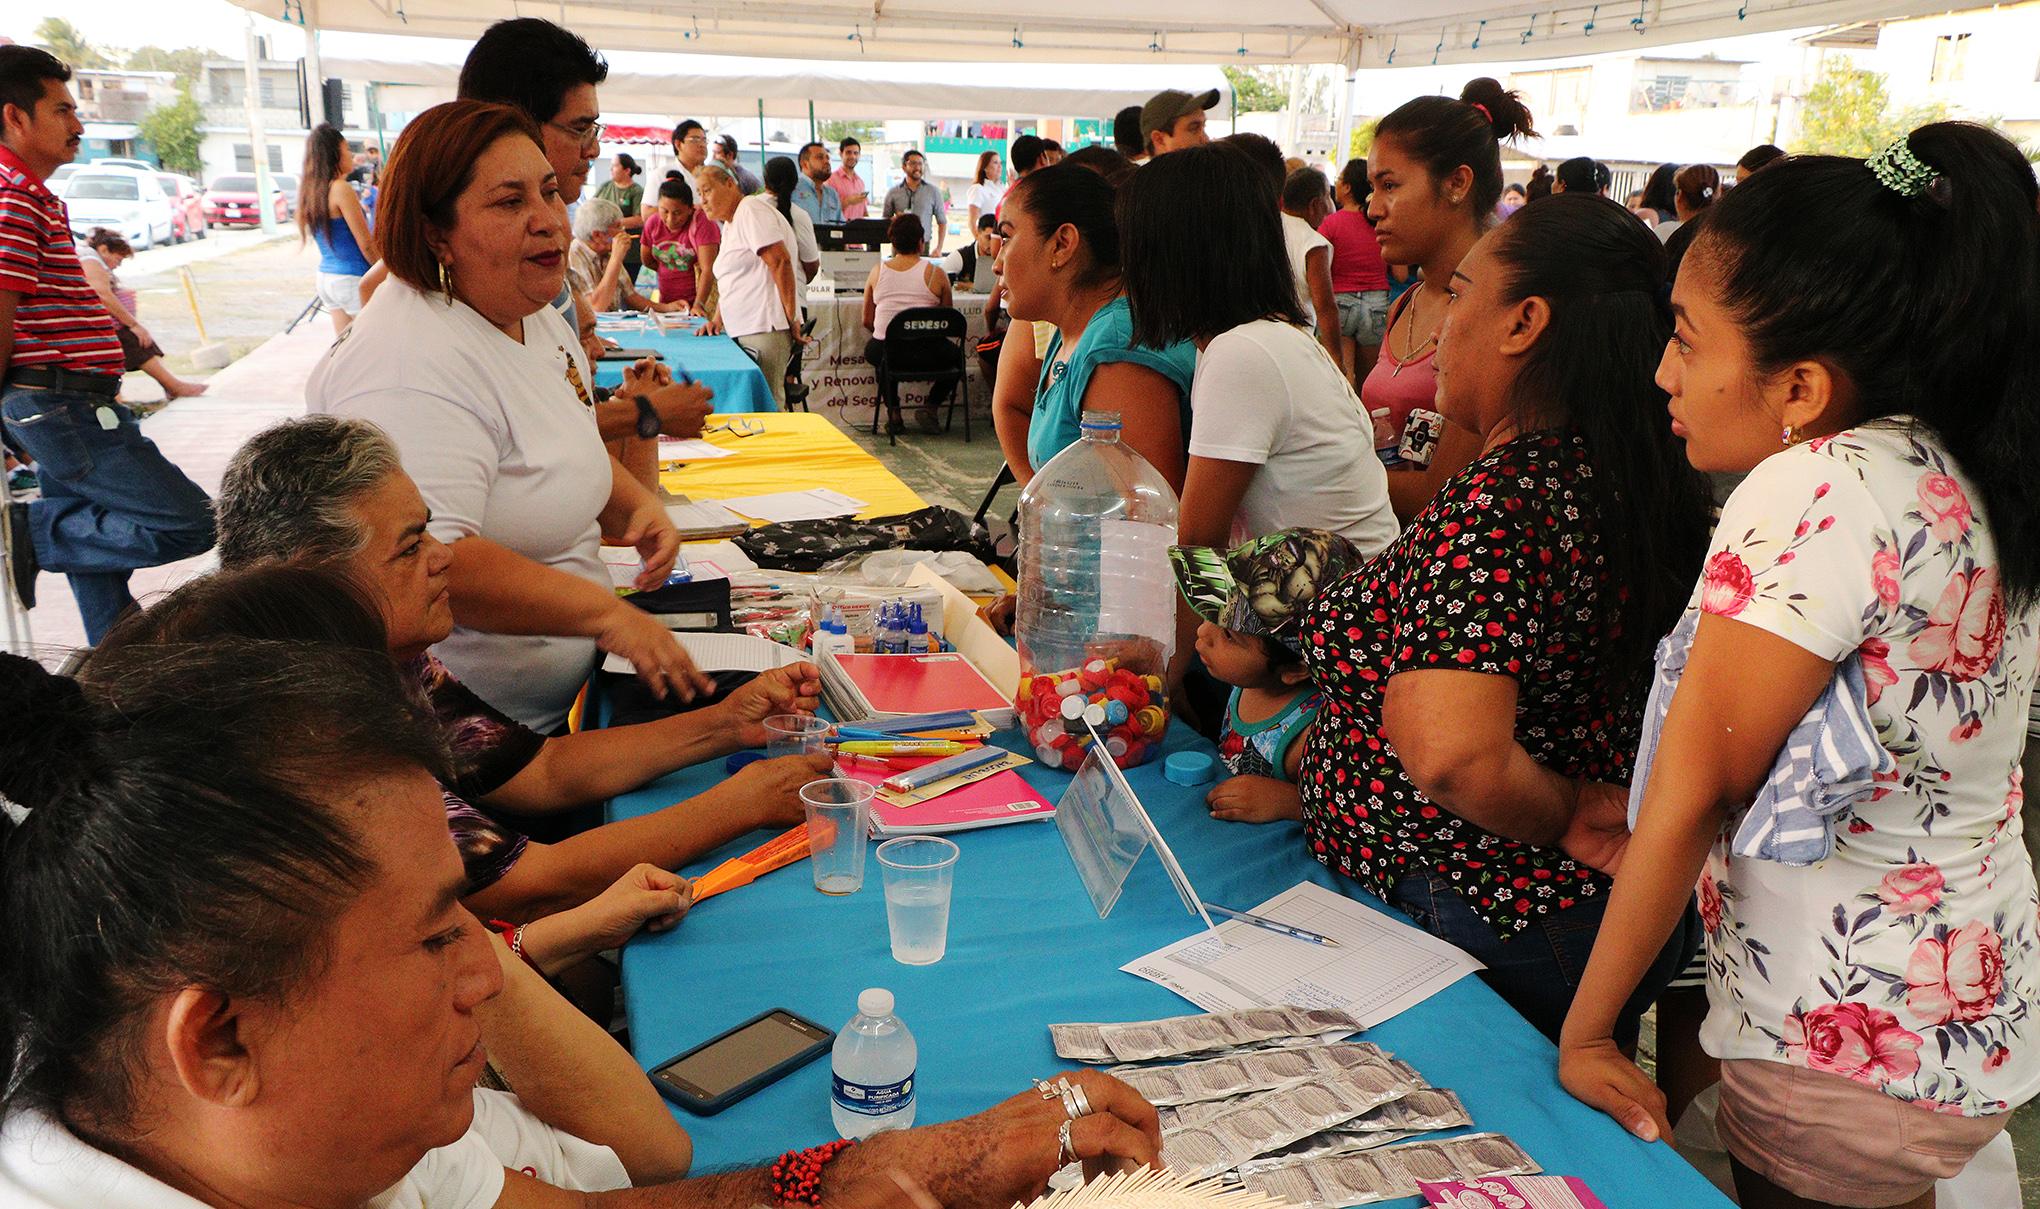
[680,134,708,146]
[550,120,604,150]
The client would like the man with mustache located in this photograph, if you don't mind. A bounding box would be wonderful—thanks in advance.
[0,45,214,642]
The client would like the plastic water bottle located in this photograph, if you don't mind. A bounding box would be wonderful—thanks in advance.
[831,988,916,1139]
[1015,413,1180,770]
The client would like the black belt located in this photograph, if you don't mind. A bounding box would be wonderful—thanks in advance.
[4,366,122,398]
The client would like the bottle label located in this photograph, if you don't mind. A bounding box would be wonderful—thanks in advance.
[831,1071,915,1116]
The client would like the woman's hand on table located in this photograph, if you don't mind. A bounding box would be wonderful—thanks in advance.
[922,1070,1162,1202]
[610,495,683,590]
[1560,781,1634,875]
[1558,1033,1670,1144]
[597,602,714,702]
[518,863,690,974]
[715,663,825,750]
[724,751,836,828]
[1205,775,1303,824]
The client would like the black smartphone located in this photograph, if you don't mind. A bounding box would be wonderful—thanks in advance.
[649,1008,835,1115]
[598,347,665,362]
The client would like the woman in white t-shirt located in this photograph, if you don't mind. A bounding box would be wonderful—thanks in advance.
[0,645,1167,1209]
[698,162,804,408]
[305,101,707,733]
[0,645,672,1209]
[1119,144,1395,558]
[968,149,1007,232]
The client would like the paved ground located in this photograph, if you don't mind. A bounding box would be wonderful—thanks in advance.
[7,234,2037,1204]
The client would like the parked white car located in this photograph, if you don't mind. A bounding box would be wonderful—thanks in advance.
[60,167,177,250]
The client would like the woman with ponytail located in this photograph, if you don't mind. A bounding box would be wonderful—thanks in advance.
[1361,78,1537,521]
[1560,123,2040,1209]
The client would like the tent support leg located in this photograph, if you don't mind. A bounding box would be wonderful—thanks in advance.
[809,100,817,144]
[759,99,768,176]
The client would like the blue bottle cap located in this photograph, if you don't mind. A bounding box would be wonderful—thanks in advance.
[725,751,768,774]
[1163,752,1216,786]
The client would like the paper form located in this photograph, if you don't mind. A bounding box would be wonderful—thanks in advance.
[1122,882,1483,1027]
[602,632,805,677]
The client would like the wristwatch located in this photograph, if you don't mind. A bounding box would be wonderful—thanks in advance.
[632,393,661,439]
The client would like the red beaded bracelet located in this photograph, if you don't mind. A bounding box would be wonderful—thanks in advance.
[771,1138,857,1207]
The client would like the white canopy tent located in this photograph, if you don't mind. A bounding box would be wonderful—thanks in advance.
[315,33,1234,121]
[242,0,1952,68]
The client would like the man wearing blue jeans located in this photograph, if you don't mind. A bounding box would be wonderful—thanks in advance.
[0,46,213,643]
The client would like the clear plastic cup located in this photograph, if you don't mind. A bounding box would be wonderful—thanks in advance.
[766,714,831,758]
[876,836,959,964]
[802,778,875,895]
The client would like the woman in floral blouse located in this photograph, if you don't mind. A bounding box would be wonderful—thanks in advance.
[1559,123,2040,1209]
[1296,194,1713,1042]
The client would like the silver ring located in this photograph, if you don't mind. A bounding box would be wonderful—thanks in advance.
[1035,1078,1061,1101]
[1069,1083,1093,1118]
[1060,1085,1084,1121]
[1056,1119,1076,1167]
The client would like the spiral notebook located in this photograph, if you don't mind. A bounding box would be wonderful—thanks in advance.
[838,763,1056,835]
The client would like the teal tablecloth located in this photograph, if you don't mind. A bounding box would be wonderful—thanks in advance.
[591,316,775,413]
[607,720,1730,1207]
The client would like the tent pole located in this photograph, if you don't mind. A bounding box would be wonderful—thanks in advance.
[300,0,324,126]
[758,99,767,174]
[809,100,817,144]
[1332,37,1360,167]
[243,14,277,236]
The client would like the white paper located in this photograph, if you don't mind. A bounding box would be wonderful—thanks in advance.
[719,488,867,523]
[906,563,1021,695]
[599,546,643,589]
[602,631,805,676]
[664,499,750,537]
[1122,883,1483,1028]
[684,539,757,573]
[658,438,734,462]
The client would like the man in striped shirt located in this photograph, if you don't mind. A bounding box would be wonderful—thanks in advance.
[1,46,214,642]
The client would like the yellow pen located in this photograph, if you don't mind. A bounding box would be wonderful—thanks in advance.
[833,740,970,756]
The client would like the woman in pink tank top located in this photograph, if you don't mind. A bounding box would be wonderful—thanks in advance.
[1360,80,1532,524]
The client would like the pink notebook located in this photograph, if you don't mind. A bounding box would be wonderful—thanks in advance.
[838,764,1056,835]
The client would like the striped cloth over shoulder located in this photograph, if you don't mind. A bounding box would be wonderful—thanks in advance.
[0,147,123,377]
[1628,609,1897,866]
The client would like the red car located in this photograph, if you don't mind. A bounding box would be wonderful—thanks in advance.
[157,173,207,242]
[202,173,290,228]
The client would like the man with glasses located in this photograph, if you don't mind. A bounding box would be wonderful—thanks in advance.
[672,120,711,189]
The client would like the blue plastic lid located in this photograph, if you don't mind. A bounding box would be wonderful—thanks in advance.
[1163,751,1216,786]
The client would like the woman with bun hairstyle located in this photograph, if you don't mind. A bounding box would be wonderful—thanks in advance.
[1560,123,2040,1209]
[1361,78,1537,522]
[1654,163,1719,243]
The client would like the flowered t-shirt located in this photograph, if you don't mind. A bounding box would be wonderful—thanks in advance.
[1685,421,2039,1116]
[1297,429,1642,937]
[404,655,547,894]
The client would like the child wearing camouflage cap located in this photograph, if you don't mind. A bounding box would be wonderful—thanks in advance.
[1169,528,1361,824]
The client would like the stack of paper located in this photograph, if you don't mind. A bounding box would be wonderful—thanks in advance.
[665,498,751,540]
[602,631,805,677]
[720,488,865,523]
[817,649,1015,727]
[658,438,735,463]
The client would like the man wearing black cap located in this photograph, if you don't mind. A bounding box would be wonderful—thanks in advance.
[595,151,645,282]
[1141,88,1217,158]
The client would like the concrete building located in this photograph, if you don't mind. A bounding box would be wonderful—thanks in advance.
[72,67,180,166]
[196,42,379,189]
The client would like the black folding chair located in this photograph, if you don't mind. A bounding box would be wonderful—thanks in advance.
[783,316,818,412]
[869,306,970,447]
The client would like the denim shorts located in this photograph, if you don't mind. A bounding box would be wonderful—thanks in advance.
[1386,871,1701,1046]
[1335,290,1389,345]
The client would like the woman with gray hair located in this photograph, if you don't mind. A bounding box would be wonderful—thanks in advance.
[696,161,803,407]
[569,196,685,314]
[211,415,830,925]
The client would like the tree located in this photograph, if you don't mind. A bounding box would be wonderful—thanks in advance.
[1347,120,1377,162]
[138,87,204,177]
[1793,62,1948,158]
[126,46,210,92]
[818,120,880,148]
[34,18,108,69]
[1221,65,1328,116]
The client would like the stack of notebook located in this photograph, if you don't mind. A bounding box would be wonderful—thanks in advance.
[817,650,1015,728]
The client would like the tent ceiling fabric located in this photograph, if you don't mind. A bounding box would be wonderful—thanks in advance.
[315,35,1235,119]
[254,0,1954,67]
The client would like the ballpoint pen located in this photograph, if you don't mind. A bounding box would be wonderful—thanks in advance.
[1201,902,1342,948]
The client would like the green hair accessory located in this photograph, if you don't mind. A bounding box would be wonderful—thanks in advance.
[1867,139,1937,199]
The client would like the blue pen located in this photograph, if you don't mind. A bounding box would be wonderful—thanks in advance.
[829,725,900,741]
[1201,903,1342,948]
[881,744,1007,792]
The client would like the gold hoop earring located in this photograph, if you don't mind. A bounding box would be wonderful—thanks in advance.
[438,261,456,306]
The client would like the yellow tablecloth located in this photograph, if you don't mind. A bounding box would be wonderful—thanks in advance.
[660,411,925,519]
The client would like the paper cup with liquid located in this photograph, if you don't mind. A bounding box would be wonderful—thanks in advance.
[876,836,959,965]
[802,778,874,894]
